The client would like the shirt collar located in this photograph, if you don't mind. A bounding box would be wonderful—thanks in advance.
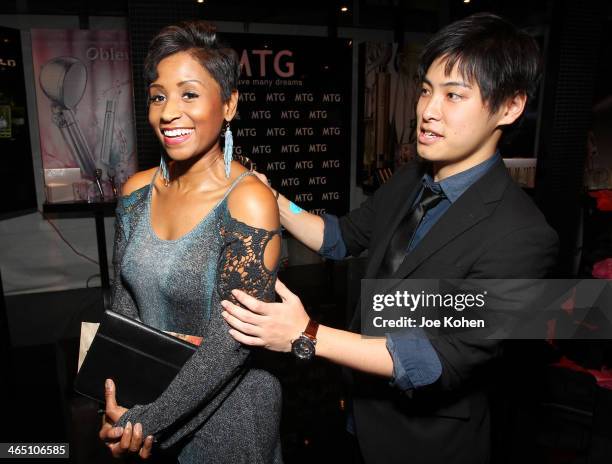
[422,152,501,203]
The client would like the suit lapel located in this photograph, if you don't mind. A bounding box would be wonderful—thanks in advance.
[354,159,510,330]
[391,158,510,278]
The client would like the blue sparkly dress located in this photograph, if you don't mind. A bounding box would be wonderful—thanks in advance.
[110,171,282,464]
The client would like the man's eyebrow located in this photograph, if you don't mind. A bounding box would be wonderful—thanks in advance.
[441,81,472,89]
[421,77,472,89]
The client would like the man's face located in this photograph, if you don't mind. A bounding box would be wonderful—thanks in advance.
[416,57,510,179]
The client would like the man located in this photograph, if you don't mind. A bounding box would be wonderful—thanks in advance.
[222,13,558,464]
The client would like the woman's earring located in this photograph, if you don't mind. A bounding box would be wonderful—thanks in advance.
[160,155,170,186]
[223,121,233,178]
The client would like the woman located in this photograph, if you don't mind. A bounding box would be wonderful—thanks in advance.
[98,21,282,463]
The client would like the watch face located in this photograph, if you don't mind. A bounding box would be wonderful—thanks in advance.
[291,336,315,361]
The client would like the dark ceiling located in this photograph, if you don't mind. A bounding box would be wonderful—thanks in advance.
[0,0,568,33]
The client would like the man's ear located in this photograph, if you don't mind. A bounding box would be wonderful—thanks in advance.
[496,92,527,127]
[224,89,239,122]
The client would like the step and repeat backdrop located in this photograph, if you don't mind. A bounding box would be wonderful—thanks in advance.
[227,34,352,216]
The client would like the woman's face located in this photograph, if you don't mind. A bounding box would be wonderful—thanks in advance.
[148,51,237,161]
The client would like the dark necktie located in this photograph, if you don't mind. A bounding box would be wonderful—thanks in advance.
[377,186,446,277]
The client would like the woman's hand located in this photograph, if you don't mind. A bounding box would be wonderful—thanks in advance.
[221,279,310,352]
[99,378,154,459]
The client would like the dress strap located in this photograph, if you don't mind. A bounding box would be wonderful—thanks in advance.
[220,171,255,202]
[150,167,161,186]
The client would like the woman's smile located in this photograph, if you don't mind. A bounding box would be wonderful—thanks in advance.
[161,127,195,145]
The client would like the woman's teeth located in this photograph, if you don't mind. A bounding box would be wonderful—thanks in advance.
[163,129,194,137]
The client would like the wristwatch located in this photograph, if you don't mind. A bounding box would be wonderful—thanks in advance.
[291,319,319,361]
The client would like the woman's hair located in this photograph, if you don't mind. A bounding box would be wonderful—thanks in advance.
[144,21,240,102]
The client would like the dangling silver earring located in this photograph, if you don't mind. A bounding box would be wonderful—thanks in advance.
[223,121,233,178]
[160,154,170,187]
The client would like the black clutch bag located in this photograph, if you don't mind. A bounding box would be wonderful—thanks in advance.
[74,310,197,407]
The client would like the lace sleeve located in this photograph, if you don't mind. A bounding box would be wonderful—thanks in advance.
[114,214,280,449]
[217,217,280,303]
[110,197,139,319]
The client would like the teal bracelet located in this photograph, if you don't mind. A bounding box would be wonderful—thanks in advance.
[289,201,304,214]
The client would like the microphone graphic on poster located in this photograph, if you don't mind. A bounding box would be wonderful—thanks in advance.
[39,56,97,178]
[99,99,116,168]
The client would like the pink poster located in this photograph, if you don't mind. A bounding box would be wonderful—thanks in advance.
[31,29,137,201]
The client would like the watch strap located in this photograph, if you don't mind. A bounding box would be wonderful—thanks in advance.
[303,319,319,341]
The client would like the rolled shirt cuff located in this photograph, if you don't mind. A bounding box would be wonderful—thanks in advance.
[318,214,348,260]
[385,328,442,391]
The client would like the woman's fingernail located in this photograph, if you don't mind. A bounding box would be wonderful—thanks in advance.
[126,421,132,429]
[105,379,112,390]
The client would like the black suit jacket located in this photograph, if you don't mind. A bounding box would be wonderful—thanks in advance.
[338,159,559,464]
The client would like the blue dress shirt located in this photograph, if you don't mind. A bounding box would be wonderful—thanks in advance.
[319,153,500,390]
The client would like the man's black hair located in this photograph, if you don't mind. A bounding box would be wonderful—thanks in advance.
[417,13,541,115]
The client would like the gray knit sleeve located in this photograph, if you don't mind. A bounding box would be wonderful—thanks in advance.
[110,196,140,320]
[115,216,280,449]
